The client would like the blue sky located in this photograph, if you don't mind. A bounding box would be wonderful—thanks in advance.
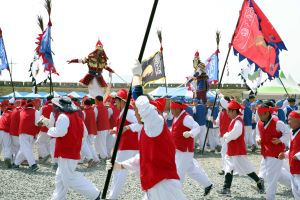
[0,0,299,84]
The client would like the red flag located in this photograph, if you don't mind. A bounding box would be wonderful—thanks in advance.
[232,0,286,78]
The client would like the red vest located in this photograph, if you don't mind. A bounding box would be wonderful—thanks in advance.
[171,112,194,152]
[227,117,247,156]
[96,103,110,131]
[219,110,231,137]
[140,122,180,191]
[9,107,22,136]
[0,110,12,132]
[40,103,53,132]
[18,108,39,136]
[54,112,84,160]
[117,110,139,150]
[258,118,285,157]
[289,130,300,174]
[84,106,97,135]
[109,104,119,129]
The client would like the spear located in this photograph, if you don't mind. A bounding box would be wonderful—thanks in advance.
[101,0,160,198]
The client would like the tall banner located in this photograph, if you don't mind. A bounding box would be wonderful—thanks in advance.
[0,29,9,75]
[232,0,287,78]
[141,51,165,86]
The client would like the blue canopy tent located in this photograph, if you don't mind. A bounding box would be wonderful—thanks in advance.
[149,87,217,99]
[48,91,68,97]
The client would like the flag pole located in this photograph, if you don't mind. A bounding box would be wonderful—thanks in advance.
[278,77,290,98]
[157,29,168,95]
[201,2,244,154]
[101,0,159,198]
[8,59,16,99]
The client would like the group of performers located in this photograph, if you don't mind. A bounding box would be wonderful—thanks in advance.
[0,41,300,200]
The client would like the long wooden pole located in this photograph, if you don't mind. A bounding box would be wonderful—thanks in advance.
[278,77,290,98]
[101,0,159,198]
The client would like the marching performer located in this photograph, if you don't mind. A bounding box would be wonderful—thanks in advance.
[219,100,264,196]
[0,104,14,168]
[94,95,110,159]
[279,110,300,199]
[215,96,232,175]
[82,97,100,167]
[108,88,139,199]
[47,96,100,200]
[107,95,187,200]
[256,104,290,200]
[170,100,213,197]
[14,99,40,171]
[67,40,114,98]
[36,95,54,163]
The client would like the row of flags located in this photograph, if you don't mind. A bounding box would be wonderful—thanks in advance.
[1,0,287,95]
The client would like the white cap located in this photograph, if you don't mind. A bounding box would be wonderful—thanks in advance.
[220,97,229,109]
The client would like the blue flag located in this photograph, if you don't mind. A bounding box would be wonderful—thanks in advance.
[0,29,9,74]
[205,50,219,85]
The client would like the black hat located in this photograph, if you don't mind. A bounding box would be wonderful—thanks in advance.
[52,96,78,112]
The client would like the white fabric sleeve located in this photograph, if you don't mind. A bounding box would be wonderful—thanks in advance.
[284,150,289,158]
[47,112,55,128]
[126,109,138,124]
[128,123,143,133]
[47,114,70,137]
[255,112,260,123]
[224,120,243,143]
[120,153,140,172]
[107,107,113,118]
[276,120,290,144]
[183,115,200,138]
[35,110,41,126]
[94,107,98,119]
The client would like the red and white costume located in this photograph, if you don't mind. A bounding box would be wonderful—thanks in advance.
[283,111,300,199]
[108,107,139,199]
[47,105,99,200]
[120,96,187,200]
[216,98,231,172]
[82,105,99,162]
[171,101,212,189]
[256,106,290,200]
[0,107,13,160]
[9,105,22,159]
[94,101,110,159]
[14,103,40,167]
[36,100,53,158]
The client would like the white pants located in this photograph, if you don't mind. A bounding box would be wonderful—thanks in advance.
[214,128,221,146]
[258,157,283,200]
[106,133,116,157]
[81,135,99,161]
[207,128,218,150]
[108,150,139,199]
[195,125,206,149]
[291,174,300,200]
[36,131,50,158]
[51,158,100,200]
[15,134,36,166]
[11,136,20,161]
[244,126,254,146]
[175,150,212,188]
[142,179,187,200]
[224,155,255,175]
[95,130,109,159]
[251,128,258,146]
[49,138,57,163]
[0,130,12,159]
[220,137,227,171]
